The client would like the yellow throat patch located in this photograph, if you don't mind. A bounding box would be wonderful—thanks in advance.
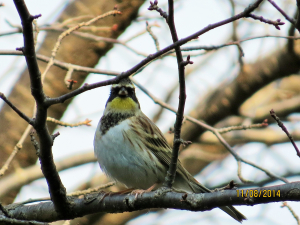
[108,97,137,111]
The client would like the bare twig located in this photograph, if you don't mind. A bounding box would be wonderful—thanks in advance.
[124,22,160,43]
[160,0,187,188]
[51,132,60,141]
[0,92,33,125]
[68,182,115,196]
[267,0,296,25]
[217,120,268,134]
[64,67,75,89]
[281,202,300,225]
[50,0,261,110]
[270,109,300,158]
[2,35,300,80]
[0,25,147,56]
[0,125,32,177]
[59,15,95,27]
[47,117,92,127]
[17,182,115,205]
[148,0,168,19]
[146,21,160,51]
[247,13,285,30]
[237,161,253,183]
[41,10,122,81]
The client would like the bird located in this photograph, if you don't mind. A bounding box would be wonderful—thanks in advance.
[94,78,246,223]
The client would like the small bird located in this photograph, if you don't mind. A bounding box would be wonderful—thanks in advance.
[94,78,246,223]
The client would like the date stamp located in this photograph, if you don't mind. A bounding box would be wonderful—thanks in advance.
[237,189,281,198]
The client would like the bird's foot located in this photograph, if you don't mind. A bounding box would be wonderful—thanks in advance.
[131,183,157,199]
[154,186,187,198]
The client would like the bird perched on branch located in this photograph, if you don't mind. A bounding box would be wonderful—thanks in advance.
[94,78,246,223]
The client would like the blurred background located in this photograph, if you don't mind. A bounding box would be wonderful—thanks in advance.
[0,0,300,224]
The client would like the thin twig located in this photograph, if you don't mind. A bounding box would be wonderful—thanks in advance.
[237,160,253,183]
[267,0,296,25]
[281,202,300,225]
[2,35,300,80]
[68,182,115,196]
[218,120,268,134]
[270,109,300,158]
[59,15,95,27]
[47,117,92,127]
[124,22,160,43]
[51,132,60,141]
[247,13,285,30]
[148,0,168,19]
[146,21,160,51]
[17,182,115,205]
[0,125,32,176]
[41,10,122,81]
[0,92,33,125]
[43,0,271,106]
[64,67,75,89]
[160,0,187,188]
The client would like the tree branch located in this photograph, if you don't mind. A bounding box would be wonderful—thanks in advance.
[0,93,33,125]
[13,0,71,215]
[270,109,300,158]
[159,0,187,188]
[45,0,265,106]
[2,182,300,223]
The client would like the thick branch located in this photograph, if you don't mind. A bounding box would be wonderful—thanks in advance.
[13,0,71,215]
[3,182,300,222]
[13,0,44,104]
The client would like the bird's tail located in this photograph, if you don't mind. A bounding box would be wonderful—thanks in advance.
[188,178,247,223]
[220,206,246,223]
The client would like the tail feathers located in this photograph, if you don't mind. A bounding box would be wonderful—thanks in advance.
[220,206,247,223]
[189,179,247,223]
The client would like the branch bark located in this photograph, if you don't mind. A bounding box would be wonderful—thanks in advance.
[2,182,299,223]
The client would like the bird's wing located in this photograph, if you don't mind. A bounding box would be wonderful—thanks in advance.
[129,114,247,222]
[129,113,210,193]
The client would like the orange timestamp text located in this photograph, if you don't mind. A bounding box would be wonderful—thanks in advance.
[237,189,281,198]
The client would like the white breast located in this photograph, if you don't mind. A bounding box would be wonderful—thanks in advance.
[94,119,166,189]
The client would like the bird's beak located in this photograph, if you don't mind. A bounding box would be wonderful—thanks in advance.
[118,87,128,97]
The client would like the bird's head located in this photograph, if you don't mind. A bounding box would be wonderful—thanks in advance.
[105,78,140,113]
